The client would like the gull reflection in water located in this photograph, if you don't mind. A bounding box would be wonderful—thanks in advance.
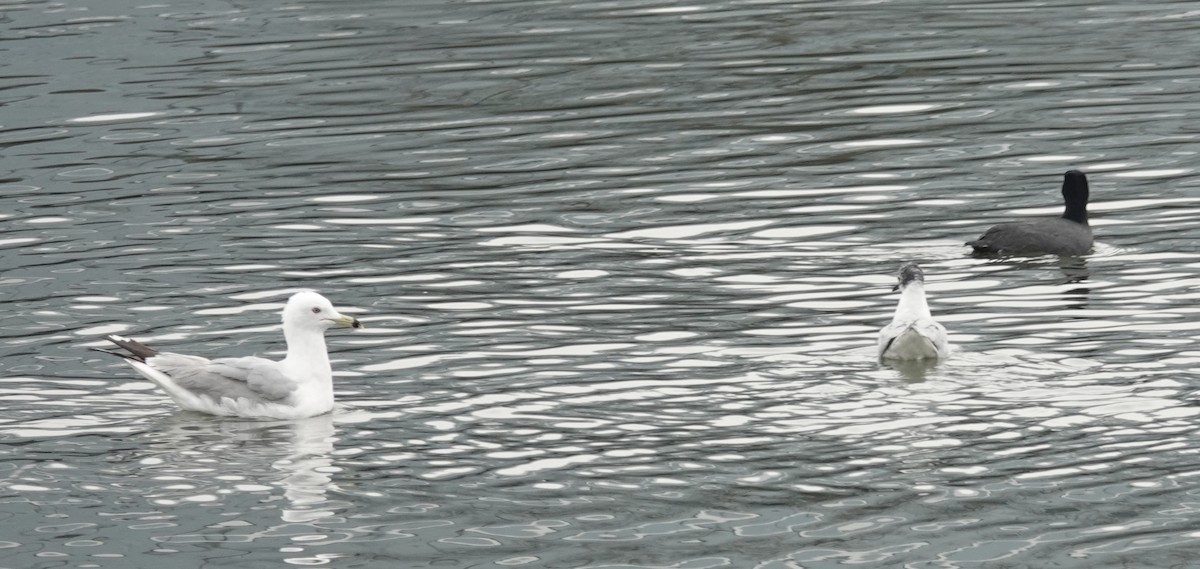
[881,357,940,382]
[138,412,346,559]
[271,414,338,523]
[147,412,340,523]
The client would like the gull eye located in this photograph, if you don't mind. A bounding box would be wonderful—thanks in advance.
[311,307,322,314]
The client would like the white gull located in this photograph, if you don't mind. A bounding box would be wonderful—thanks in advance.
[97,291,362,419]
[878,263,949,361]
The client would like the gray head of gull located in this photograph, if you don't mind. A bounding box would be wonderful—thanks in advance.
[95,291,363,419]
[877,262,950,361]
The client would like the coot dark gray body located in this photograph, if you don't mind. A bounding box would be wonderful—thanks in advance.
[967,170,1092,256]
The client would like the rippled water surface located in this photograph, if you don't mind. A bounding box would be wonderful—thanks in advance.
[5,0,1200,567]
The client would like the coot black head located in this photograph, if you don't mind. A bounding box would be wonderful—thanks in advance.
[1061,170,1089,224]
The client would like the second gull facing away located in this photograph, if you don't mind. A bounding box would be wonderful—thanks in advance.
[878,263,949,361]
[96,291,362,419]
[966,170,1093,256]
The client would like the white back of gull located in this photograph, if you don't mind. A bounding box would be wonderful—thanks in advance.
[878,263,950,361]
[967,170,1093,256]
[96,291,363,419]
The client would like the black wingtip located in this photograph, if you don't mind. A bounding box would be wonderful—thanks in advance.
[90,347,128,358]
[98,334,159,363]
[879,337,897,359]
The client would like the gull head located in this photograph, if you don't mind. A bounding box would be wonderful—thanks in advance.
[893,262,925,292]
[282,291,363,331]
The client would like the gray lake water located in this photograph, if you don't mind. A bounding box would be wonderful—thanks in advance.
[4,0,1200,567]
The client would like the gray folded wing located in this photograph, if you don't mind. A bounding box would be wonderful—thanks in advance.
[149,353,299,402]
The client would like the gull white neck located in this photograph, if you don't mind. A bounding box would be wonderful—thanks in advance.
[894,283,932,321]
[283,326,332,377]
